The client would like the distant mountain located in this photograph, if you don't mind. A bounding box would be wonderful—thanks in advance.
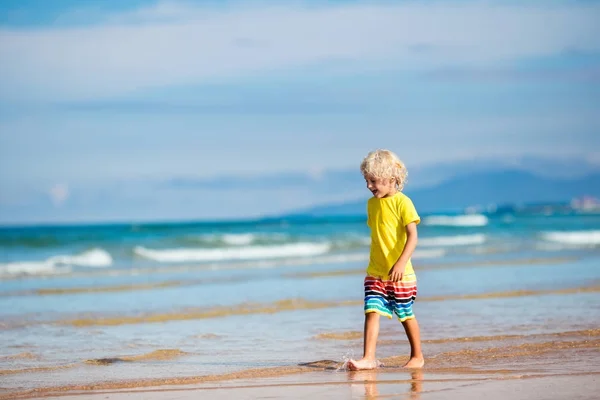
[2,155,597,226]
[289,170,600,216]
[406,156,599,188]
[164,155,599,192]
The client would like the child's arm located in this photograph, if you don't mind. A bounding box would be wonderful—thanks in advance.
[389,222,418,282]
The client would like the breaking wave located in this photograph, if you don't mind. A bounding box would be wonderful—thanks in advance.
[413,249,446,259]
[134,243,332,263]
[221,233,256,246]
[47,248,113,267]
[540,230,600,247]
[183,232,292,247]
[422,214,489,227]
[0,249,113,279]
[419,234,486,247]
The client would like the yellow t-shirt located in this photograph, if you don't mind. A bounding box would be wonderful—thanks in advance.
[366,192,420,279]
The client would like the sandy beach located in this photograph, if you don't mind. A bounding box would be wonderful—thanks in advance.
[2,215,599,400]
[2,0,599,397]
[34,374,599,400]
[4,327,599,399]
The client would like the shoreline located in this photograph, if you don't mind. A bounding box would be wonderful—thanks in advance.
[9,369,600,400]
[4,329,599,399]
[3,285,597,330]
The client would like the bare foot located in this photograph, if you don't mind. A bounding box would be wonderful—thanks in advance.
[403,356,424,369]
[347,358,382,371]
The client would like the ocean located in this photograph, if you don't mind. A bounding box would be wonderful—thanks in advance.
[1,212,599,396]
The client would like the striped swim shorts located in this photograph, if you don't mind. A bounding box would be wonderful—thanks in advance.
[364,273,417,321]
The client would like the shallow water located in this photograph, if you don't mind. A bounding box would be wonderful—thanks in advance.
[1,213,599,396]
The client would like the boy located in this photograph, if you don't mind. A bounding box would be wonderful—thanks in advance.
[348,149,424,370]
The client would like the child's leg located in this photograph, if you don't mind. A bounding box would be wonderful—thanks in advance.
[401,318,424,368]
[349,276,389,371]
[390,273,423,368]
[348,312,381,370]
[363,311,380,359]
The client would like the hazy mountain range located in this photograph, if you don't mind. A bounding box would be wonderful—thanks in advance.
[287,170,600,217]
[1,155,598,225]
[280,156,600,217]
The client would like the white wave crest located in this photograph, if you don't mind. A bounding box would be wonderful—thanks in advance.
[0,261,72,279]
[134,242,332,263]
[48,248,113,267]
[420,234,486,247]
[221,234,255,246]
[423,214,488,227]
[0,248,113,279]
[413,249,446,259]
[191,233,290,246]
[540,230,600,247]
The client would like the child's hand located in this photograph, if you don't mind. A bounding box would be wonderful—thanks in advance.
[389,264,405,282]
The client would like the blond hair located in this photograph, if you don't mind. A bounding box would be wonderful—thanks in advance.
[360,149,408,190]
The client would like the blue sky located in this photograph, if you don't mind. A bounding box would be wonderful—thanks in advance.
[0,0,599,224]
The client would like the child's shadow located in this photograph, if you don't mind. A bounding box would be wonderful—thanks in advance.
[348,369,423,399]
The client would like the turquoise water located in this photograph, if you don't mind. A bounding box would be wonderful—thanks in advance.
[2,213,599,277]
[1,212,599,390]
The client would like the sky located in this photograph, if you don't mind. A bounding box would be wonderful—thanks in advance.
[0,0,599,224]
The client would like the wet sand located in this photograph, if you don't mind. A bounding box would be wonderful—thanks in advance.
[12,370,600,400]
[35,374,599,400]
[3,253,598,399]
[5,329,599,400]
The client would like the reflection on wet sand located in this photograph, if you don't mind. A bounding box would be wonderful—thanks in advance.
[410,369,424,399]
[1,335,598,400]
[349,370,380,399]
[349,369,423,400]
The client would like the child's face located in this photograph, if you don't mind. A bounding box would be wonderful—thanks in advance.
[364,175,397,198]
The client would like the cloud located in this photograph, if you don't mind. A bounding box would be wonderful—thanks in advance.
[587,152,600,166]
[1,1,599,101]
[424,66,600,83]
[48,183,70,206]
[161,168,359,191]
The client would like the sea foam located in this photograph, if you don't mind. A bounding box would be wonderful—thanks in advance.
[413,249,446,259]
[0,248,113,278]
[187,233,290,247]
[48,248,113,267]
[0,261,71,278]
[540,230,600,247]
[419,234,486,247]
[134,242,332,263]
[423,214,489,227]
[221,234,256,246]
